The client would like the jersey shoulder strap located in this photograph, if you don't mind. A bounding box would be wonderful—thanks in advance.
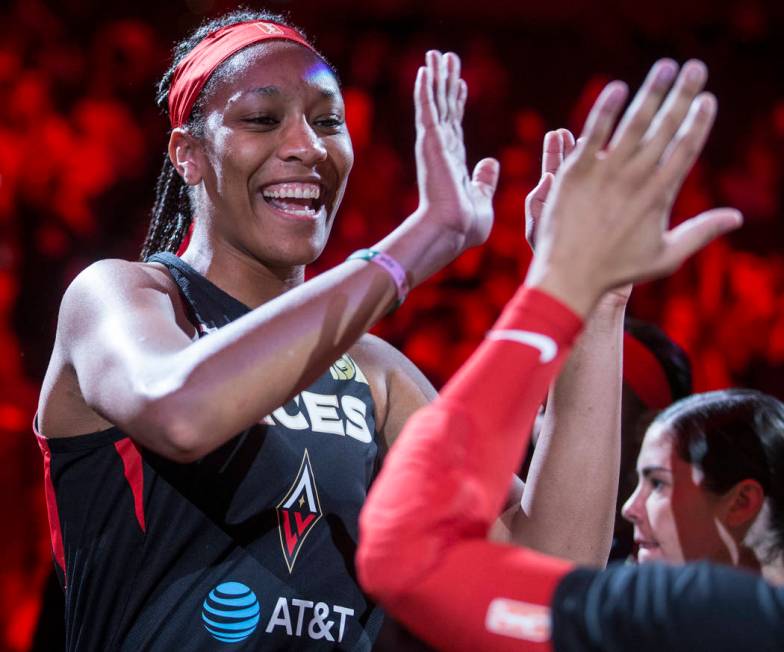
[147,252,249,330]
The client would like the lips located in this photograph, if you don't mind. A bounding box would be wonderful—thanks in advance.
[634,536,661,561]
[635,540,659,549]
[260,181,325,220]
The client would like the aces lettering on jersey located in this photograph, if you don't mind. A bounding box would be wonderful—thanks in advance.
[265,597,355,643]
[261,391,372,443]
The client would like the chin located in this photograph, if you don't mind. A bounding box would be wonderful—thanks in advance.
[636,546,665,563]
[261,242,326,268]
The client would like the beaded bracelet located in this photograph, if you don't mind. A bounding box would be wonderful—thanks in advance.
[347,248,409,308]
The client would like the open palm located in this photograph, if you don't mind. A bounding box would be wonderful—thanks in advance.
[413,51,499,251]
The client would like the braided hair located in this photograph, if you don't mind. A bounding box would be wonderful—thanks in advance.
[140,9,326,260]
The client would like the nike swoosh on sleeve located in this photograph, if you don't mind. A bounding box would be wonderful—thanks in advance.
[486,330,558,363]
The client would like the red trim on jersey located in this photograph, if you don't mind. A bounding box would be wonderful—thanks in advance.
[33,426,67,586]
[114,438,146,533]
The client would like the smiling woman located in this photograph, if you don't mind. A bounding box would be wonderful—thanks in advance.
[622,389,784,583]
[33,8,507,650]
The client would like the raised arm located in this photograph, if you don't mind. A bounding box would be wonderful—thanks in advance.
[491,127,628,563]
[510,61,722,565]
[38,51,499,463]
[358,58,742,651]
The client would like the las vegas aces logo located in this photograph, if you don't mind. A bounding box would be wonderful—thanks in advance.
[276,449,323,573]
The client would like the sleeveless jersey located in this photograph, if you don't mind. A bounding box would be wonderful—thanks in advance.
[36,253,385,651]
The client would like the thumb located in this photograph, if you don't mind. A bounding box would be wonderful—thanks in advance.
[471,157,500,200]
[525,172,554,249]
[657,208,743,276]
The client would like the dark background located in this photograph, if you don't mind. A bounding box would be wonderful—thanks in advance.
[2,0,783,648]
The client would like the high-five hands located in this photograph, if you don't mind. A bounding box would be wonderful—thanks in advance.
[526,129,634,305]
[526,59,742,317]
[413,50,500,250]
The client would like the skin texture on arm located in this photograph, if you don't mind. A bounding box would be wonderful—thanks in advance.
[514,296,625,565]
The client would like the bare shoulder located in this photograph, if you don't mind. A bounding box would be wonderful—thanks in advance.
[56,258,191,342]
[39,258,190,437]
[60,258,175,317]
[348,334,436,447]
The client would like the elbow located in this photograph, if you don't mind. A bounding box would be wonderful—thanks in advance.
[356,505,417,607]
[130,381,210,463]
[356,532,397,606]
[155,416,205,464]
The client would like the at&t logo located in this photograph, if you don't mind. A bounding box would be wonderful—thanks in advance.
[201,582,260,643]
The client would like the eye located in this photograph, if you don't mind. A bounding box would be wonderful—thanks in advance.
[648,477,667,492]
[243,115,279,128]
[314,115,345,131]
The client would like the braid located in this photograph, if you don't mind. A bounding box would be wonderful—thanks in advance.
[140,154,191,260]
[140,8,333,260]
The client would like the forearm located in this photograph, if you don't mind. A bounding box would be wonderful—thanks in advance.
[124,214,463,460]
[512,298,625,565]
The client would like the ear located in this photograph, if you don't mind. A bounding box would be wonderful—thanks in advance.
[722,479,765,528]
[168,128,205,186]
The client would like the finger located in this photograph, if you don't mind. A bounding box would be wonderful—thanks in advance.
[542,131,562,176]
[607,59,678,159]
[456,79,467,124]
[559,128,576,160]
[632,60,708,170]
[655,208,743,276]
[445,52,461,124]
[574,81,629,161]
[471,157,501,200]
[428,50,448,122]
[525,172,554,248]
[650,92,717,201]
[414,65,437,130]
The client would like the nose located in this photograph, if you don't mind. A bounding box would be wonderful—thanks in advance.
[621,485,643,524]
[277,116,328,167]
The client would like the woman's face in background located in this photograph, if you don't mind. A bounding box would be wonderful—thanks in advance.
[622,422,733,564]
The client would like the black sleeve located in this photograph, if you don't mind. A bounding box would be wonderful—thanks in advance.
[551,561,784,652]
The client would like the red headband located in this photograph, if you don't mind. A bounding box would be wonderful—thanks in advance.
[623,332,673,410]
[168,21,318,128]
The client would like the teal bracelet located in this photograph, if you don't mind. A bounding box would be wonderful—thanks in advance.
[347,248,409,308]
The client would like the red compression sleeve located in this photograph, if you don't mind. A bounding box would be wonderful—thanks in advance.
[358,287,583,652]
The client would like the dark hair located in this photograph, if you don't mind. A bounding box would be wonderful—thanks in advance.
[140,9,332,260]
[655,389,784,560]
[624,317,693,402]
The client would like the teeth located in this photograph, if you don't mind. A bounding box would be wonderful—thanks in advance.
[262,182,320,200]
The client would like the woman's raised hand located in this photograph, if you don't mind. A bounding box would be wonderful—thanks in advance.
[413,50,500,250]
[527,59,743,316]
[525,128,576,250]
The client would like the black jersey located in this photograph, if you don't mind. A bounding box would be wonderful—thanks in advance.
[36,253,385,651]
[552,561,784,651]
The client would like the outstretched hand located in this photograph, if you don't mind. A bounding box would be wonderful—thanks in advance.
[526,129,633,305]
[413,50,500,250]
[527,59,742,317]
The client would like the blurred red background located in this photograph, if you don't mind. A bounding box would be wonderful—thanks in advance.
[2,0,783,648]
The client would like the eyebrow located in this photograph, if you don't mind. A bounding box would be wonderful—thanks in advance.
[639,465,673,478]
[246,86,338,100]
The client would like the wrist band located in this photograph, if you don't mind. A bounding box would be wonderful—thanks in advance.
[347,248,409,308]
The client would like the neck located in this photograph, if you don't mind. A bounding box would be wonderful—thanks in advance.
[182,238,305,309]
